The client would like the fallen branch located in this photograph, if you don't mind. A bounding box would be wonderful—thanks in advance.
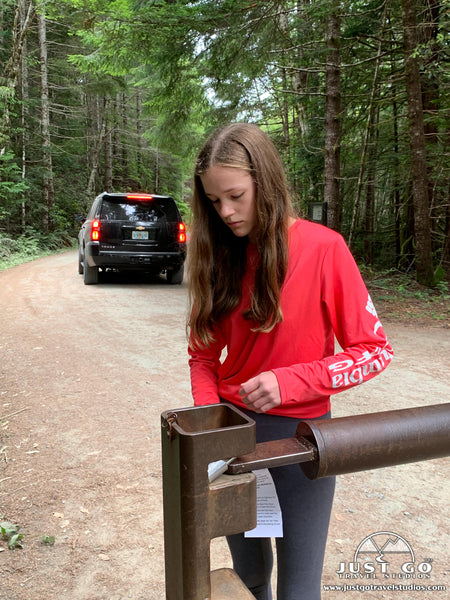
[0,407,30,421]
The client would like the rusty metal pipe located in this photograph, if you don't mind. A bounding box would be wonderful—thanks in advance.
[296,402,450,479]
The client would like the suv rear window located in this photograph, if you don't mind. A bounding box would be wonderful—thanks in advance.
[100,197,179,222]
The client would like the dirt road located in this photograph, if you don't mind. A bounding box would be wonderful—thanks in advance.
[0,251,448,599]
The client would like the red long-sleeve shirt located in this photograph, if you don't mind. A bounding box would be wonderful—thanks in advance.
[188,219,393,418]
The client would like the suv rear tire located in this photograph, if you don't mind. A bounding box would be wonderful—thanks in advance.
[167,264,184,285]
[83,263,99,285]
[78,246,84,275]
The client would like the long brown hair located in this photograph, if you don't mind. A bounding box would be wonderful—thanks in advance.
[188,123,296,348]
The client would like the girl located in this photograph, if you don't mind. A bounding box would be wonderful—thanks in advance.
[187,123,393,600]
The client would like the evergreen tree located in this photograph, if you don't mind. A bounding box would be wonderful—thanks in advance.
[0,0,448,284]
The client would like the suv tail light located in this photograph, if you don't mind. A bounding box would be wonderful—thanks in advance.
[91,220,100,241]
[178,222,186,243]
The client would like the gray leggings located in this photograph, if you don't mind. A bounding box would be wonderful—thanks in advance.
[225,407,335,600]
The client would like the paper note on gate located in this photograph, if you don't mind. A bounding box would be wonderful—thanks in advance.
[245,468,283,538]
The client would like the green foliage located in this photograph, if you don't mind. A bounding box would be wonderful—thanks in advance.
[0,86,15,102]
[0,230,76,271]
[0,232,39,261]
[0,151,28,198]
[433,265,448,289]
[0,0,448,284]
[362,266,449,324]
[41,535,56,546]
[1,521,24,550]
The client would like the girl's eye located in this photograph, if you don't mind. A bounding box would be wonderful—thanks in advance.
[231,193,243,200]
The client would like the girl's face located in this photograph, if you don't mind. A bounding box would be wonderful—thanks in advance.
[200,165,258,243]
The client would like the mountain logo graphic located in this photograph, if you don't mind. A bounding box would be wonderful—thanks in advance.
[354,531,414,564]
[336,530,433,578]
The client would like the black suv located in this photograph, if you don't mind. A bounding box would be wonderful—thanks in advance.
[78,192,187,284]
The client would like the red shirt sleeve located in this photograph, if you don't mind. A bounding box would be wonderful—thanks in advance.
[272,235,393,406]
[188,327,225,405]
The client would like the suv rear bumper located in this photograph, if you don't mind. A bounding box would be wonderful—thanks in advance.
[85,242,185,270]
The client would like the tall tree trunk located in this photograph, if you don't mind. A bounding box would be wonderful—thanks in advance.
[104,128,113,192]
[324,10,341,232]
[349,2,387,247]
[112,94,121,189]
[87,121,106,200]
[390,50,402,263]
[20,0,29,231]
[104,98,113,191]
[420,0,441,257]
[1,0,34,151]
[276,2,308,199]
[363,108,379,265]
[276,8,292,174]
[280,66,291,155]
[121,93,128,188]
[37,5,54,233]
[85,92,106,203]
[442,130,450,279]
[401,0,434,286]
[136,88,143,185]
[155,148,159,192]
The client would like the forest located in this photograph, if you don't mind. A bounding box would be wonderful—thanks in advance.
[0,0,449,286]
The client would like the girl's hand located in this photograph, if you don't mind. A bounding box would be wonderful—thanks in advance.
[239,371,281,413]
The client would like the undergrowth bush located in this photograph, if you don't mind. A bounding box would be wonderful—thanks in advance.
[0,229,76,270]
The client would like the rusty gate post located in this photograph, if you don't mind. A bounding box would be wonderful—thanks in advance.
[161,403,257,600]
[161,402,450,598]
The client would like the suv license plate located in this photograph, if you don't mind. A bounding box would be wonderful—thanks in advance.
[132,231,149,240]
